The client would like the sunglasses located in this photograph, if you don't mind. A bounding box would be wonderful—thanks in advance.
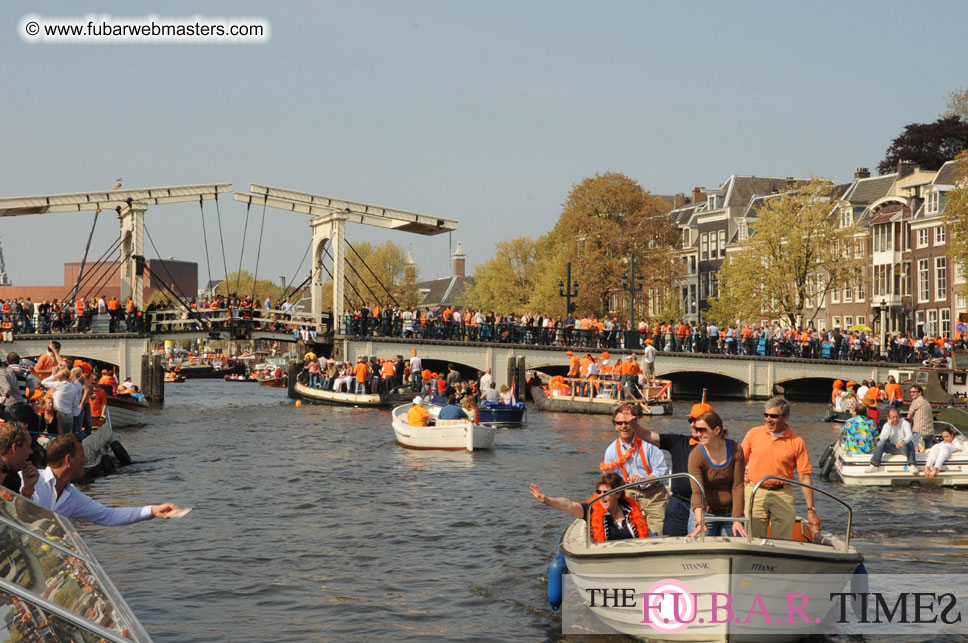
[595,488,612,495]
[764,413,782,419]
[693,426,710,433]
[613,420,634,426]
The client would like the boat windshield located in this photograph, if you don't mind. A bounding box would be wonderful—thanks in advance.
[0,488,149,641]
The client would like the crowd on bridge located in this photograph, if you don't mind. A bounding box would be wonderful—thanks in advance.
[339,303,966,364]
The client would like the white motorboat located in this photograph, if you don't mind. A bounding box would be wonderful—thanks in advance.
[0,486,153,641]
[825,422,968,487]
[556,475,864,641]
[391,402,496,451]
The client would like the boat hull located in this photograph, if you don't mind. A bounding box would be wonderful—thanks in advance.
[532,386,672,416]
[292,380,411,407]
[257,376,288,387]
[105,395,148,427]
[560,519,862,642]
[391,404,496,451]
[477,403,526,424]
[833,438,968,486]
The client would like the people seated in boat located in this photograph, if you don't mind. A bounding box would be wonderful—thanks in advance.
[924,428,967,478]
[117,377,136,395]
[841,382,857,414]
[624,401,711,536]
[841,406,877,455]
[860,392,880,426]
[482,381,500,403]
[438,394,466,420]
[601,405,669,536]
[498,385,514,405]
[407,396,430,427]
[334,364,354,392]
[529,472,650,542]
[22,434,183,526]
[460,396,477,422]
[865,406,917,473]
[0,423,38,495]
[687,411,747,538]
[741,397,820,540]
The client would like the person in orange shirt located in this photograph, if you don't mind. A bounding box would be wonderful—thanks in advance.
[89,384,107,420]
[353,359,369,394]
[740,397,819,540]
[883,375,903,407]
[407,396,430,427]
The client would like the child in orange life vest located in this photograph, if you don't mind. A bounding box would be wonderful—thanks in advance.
[529,472,649,542]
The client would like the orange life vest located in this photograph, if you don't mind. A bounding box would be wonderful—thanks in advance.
[586,494,650,542]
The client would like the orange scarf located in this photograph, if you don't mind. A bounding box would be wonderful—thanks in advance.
[600,437,652,481]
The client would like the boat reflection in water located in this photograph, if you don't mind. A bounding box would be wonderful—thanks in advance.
[0,487,151,642]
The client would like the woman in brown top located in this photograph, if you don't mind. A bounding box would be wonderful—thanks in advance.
[687,411,747,538]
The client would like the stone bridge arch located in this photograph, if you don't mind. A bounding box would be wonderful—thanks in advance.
[658,369,749,400]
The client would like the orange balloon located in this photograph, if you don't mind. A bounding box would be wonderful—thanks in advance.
[295,400,303,407]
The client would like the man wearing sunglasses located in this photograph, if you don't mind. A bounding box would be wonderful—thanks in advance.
[740,397,819,540]
[601,405,669,535]
[624,401,712,536]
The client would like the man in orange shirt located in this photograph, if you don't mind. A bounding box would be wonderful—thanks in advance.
[883,375,903,407]
[741,397,819,539]
[32,341,61,380]
[407,396,430,427]
[353,358,369,394]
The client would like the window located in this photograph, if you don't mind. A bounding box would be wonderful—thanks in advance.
[690,256,697,274]
[701,233,708,261]
[832,289,840,304]
[857,316,866,326]
[710,231,718,258]
[854,239,864,259]
[815,319,826,331]
[936,256,947,300]
[718,230,726,258]
[917,228,929,248]
[700,272,708,298]
[919,259,930,302]
[916,310,925,336]
[957,293,967,310]
[901,262,911,296]
[956,261,966,285]
[689,284,697,313]
[844,316,853,328]
[874,265,893,297]
[738,221,748,241]
[856,270,865,302]
[927,309,938,336]
[941,308,951,337]
[840,208,852,228]
[816,275,826,309]
[843,284,852,303]
[927,191,940,214]
[873,224,893,252]
[710,273,719,298]
[936,226,946,245]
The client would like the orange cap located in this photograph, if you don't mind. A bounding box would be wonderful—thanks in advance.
[687,402,714,418]
[566,351,573,356]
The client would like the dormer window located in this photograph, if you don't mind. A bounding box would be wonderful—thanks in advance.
[738,220,748,241]
[927,190,940,215]
[840,207,852,228]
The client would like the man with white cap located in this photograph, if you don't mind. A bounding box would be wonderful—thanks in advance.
[407,396,429,427]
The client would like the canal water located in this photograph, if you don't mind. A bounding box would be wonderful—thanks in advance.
[76,382,968,642]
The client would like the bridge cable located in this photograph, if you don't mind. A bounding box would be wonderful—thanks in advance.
[198,197,213,294]
[141,265,211,331]
[81,255,125,301]
[279,239,312,303]
[332,246,383,306]
[320,244,366,308]
[65,209,100,304]
[250,197,268,302]
[235,201,252,294]
[212,193,230,283]
[316,251,355,311]
[64,235,122,300]
[142,223,197,308]
[344,240,399,307]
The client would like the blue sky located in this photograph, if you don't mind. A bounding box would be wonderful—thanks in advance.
[1,0,966,291]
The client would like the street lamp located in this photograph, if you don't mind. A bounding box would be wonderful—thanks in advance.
[879,298,887,360]
[621,254,644,348]
[558,262,579,318]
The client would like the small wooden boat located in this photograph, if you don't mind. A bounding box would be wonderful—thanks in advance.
[824,423,968,487]
[164,372,186,383]
[105,393,148,427]
[823,405,850,423]
[532,377,673,416]
[391,402,496,451]
[0,486,155,641]
[477,400,526,425]
[223,373,258,382]
[554,475,863,641]
[176,361,246,379]
[290,379,413,407]
[257,374,288,387]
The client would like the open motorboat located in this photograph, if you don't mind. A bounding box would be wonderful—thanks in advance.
[476,400,527,425]
[0,486,154,641]
[391,402,496,451]
[553,475,864,641]
[822,422,968,487]
[532,376,673,416]
[291,379,413,407]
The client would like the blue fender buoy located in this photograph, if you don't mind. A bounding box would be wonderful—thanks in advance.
[850,563,868,620]
[548,551,567,611]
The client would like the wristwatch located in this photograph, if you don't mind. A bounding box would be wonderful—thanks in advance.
[806,506,816,512]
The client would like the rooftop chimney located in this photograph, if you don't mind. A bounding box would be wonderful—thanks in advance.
[897,160,916,178]
[452,242,465,277]
[692,187,706,204]
[854,167,870,180]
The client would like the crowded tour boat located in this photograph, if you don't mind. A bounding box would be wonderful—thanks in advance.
[533,375,672,416]
[391,398,496,451]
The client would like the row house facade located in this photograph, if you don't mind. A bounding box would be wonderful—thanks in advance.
[669,159,967,338]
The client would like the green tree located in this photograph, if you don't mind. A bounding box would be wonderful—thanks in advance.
[942,152,968,280]
[706,178,861,328]
[460,236,540,312]
[221,270,284,303]
[548,172,681,317]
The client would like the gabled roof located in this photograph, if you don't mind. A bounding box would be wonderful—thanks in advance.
[841,173,896,204]
[934,159,966,186]
[416,275,474,307]
[723,176,809,209]
[669,202,703,226]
